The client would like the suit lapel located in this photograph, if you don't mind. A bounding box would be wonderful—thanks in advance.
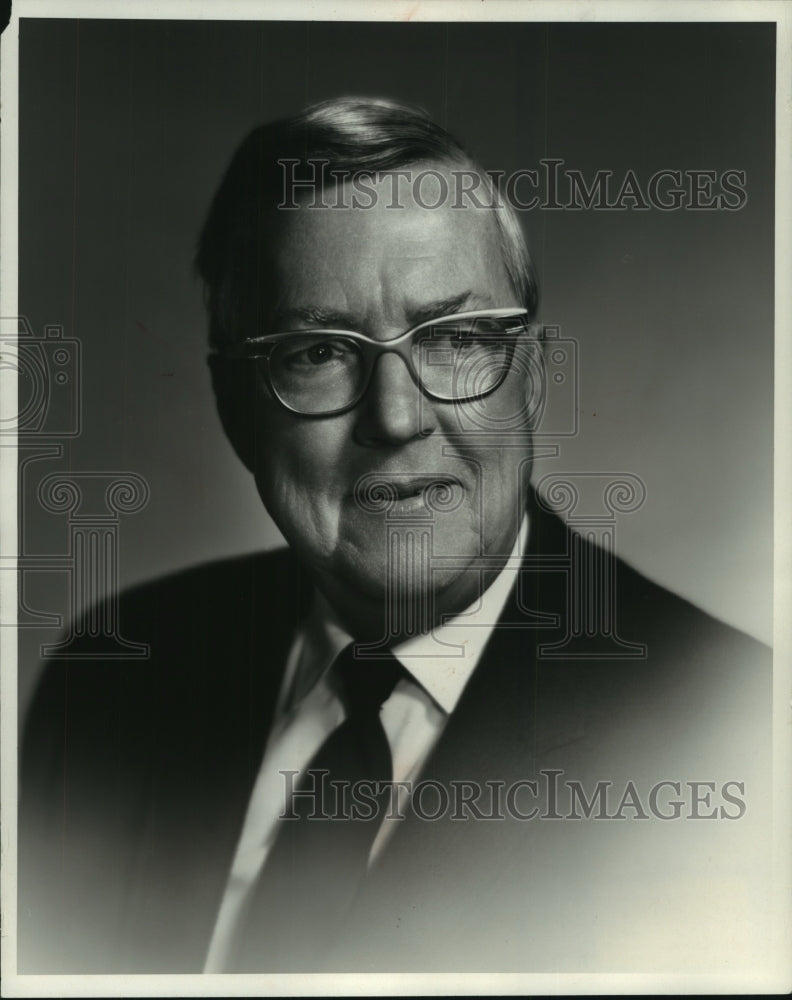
[419,497,587,782]
[119,552,312,970]
[340,503,589,955]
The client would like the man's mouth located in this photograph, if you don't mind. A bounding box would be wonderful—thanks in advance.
[352,473,465,512]
[392,476,457,500]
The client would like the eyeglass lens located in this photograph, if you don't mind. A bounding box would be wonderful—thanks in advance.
[266,316,521,415]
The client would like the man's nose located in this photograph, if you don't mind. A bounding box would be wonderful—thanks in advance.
[353,351,436,447]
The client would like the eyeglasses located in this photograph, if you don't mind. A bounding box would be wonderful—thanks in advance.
[219,308,536,416]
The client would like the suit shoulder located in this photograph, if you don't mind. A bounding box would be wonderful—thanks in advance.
[610,548,770,668]
[83,546,307,652]
[22,548,310,770]
[118,546,304,615]
[525,509,771,764]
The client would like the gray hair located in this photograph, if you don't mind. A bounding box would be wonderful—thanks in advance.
[195,96,538,351]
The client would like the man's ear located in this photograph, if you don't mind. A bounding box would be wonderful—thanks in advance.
[208,353,257,474]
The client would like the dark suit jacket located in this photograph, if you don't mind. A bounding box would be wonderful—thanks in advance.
[18,497,772,974]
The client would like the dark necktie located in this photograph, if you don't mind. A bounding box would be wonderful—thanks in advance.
[227,644,405,972]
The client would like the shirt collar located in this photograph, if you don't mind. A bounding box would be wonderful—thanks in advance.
[294,514,530,715]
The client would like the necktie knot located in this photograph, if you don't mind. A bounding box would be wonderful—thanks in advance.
[333,644,404,717]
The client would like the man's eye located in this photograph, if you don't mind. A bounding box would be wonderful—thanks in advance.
[427,321,503,349]
[306,342,338,364]
[281,338,354,368]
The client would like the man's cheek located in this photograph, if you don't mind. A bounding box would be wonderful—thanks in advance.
[261,465,343,559]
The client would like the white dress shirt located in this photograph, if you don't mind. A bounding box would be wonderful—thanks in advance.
[203,516,529,972]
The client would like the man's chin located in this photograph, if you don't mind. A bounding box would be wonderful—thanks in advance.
[317,551,484,637]
[328,537,475,597]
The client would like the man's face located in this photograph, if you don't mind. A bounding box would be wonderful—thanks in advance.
[251,167,534,632]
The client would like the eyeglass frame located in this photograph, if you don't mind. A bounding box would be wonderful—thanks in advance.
[216,307,538,417]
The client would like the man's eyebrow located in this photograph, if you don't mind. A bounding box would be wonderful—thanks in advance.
[274,306,359,329]
[406,292,493,325]
[274,292,494,331]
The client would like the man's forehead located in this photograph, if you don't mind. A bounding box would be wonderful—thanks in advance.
[269,167,513,320]
[282,168,500,244]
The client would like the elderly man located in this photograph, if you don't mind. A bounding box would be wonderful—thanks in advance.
[19,98,771,975]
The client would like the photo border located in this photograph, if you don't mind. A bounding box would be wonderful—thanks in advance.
[2,1,789,995]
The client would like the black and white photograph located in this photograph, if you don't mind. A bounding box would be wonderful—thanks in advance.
[1,1,790,994]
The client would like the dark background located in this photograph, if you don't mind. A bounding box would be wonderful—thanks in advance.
[17,19,775,718]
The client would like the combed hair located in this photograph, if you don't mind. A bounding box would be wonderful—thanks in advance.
[195,97,538,350]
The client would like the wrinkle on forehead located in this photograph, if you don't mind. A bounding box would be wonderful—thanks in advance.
[271,172,514,334]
